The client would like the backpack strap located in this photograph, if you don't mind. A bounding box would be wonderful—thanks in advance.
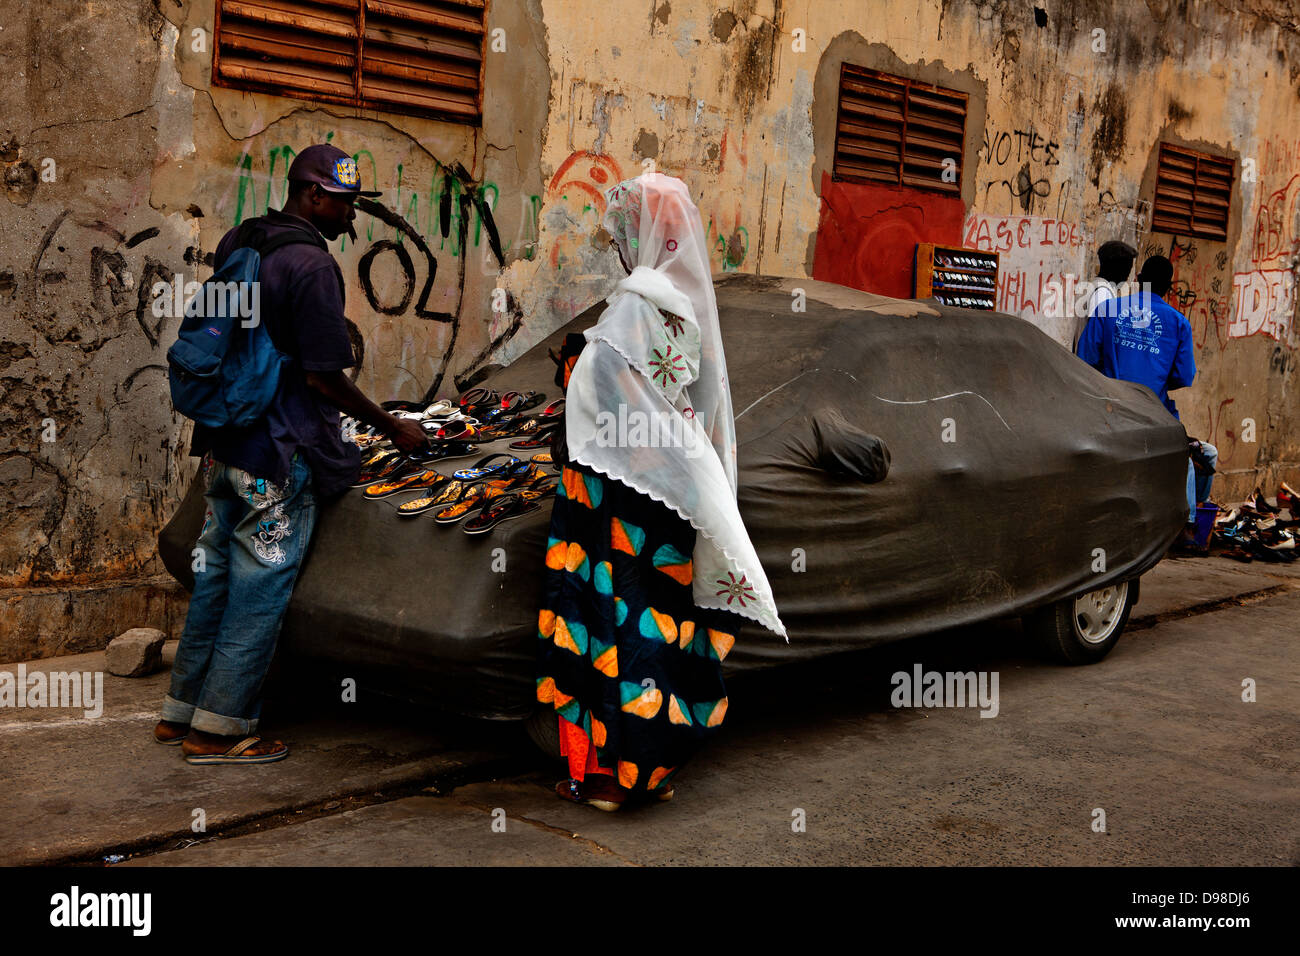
[231,216,328,260]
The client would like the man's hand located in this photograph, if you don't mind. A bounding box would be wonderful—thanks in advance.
[304,369,428,454]
[387,417,428,453]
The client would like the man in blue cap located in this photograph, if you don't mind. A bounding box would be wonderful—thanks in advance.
[156,144,427,764]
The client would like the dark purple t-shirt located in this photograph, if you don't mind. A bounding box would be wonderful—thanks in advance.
[190,209,361,497]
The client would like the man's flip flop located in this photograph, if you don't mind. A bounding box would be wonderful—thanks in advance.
[184,736,289,765]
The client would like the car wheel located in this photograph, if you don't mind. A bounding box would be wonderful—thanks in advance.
[523,706,562,760]
[1024,578,1140,665]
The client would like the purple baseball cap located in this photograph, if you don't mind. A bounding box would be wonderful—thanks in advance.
[287,144,381,197]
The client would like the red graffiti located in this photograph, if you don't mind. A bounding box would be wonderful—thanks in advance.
[546,151,624,212]
[1205,397,1239,467]
[1251,174,1300,267]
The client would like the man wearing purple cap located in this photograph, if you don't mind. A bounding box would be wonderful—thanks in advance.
[156,144,426,764]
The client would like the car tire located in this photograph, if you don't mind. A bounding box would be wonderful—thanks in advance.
[1024,577,1140,665]
[523,706,563,761]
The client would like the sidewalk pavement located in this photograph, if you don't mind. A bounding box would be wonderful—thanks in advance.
[2,553,1297,866]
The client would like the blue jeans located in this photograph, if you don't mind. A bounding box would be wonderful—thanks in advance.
[162,453,317,735]
[1187,441,1219,522]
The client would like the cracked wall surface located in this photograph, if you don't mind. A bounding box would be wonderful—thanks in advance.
[2,0,1299,608]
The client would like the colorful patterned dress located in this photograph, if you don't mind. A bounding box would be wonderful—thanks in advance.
[536,461,741,795]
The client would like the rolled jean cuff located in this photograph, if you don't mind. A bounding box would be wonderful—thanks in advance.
[161,695,196,724]
[190,706,259,737]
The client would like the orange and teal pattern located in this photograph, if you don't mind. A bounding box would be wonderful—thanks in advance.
[536,462,741,795]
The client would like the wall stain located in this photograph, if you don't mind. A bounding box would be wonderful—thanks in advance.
[1089,83,1128,187]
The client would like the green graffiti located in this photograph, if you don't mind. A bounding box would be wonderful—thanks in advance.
[233,152,254,226]
[231,142,505,261]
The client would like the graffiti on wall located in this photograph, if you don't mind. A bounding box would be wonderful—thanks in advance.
[978,124,1066,217]
[962,212,1089,343]
[220,140,535,399]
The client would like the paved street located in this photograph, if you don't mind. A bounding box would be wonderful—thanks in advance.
[3,555,1296,867]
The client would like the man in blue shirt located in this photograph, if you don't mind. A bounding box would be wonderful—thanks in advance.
[1077,255,1212,549]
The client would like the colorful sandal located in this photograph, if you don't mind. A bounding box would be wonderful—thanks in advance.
[452,453,526,482]
[396,479,473,517]
[362,469,448,500]
[463,493,541,534]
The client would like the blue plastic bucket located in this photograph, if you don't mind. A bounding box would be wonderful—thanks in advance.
[1194,503,1219,547]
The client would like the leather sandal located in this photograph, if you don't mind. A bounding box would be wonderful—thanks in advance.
[183,735,289,765]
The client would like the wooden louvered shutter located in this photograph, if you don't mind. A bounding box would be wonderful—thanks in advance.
[1152,144,1234,241]
[833,64,967,195]
[215,1,361,103]
[213,0,486,124]
[362,1,485,122]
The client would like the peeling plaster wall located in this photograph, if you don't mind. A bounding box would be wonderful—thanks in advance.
[2,0,1299,611]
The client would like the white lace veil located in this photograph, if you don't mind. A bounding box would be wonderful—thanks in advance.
[566,172,787,638]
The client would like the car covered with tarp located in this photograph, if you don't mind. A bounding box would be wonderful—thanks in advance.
[160,274,1189,721]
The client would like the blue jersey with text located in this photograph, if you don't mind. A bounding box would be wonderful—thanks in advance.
[1076,292,1195,418]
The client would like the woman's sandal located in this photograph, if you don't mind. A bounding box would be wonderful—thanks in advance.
[462,492,541,534]
[554,777,628,812]
[491,416,546,440]
[508,422,559,450]
[396,479,473,517]
[452,453,526,483]
[362,469,448,500]
[353,451,410,487]
[433,420,494,442]
[412,440,478,464]
[459,388,500,416]
[433,479,514,524]
[456,386,489,409]
[554,777,675,811]
[183,735,290,765]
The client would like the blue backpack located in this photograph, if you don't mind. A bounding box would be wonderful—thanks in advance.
[166,220,326,429]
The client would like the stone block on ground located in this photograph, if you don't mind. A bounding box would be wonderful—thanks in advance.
[105,628,167,677]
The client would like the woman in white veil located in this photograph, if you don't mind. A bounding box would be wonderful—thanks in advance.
[536,172,785,812]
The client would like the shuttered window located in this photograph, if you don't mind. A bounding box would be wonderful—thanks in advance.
[1152,144,1234,241]
[832,64,968,194]
[213,0,486,124]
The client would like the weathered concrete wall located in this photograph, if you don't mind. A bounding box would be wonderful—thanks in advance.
[2,0,1299,650]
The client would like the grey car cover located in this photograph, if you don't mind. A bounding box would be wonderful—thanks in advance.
[159,275,1188,718]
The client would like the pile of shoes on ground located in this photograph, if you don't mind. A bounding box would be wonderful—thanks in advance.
[1199,482,1300,562]
[341,387,564,535]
